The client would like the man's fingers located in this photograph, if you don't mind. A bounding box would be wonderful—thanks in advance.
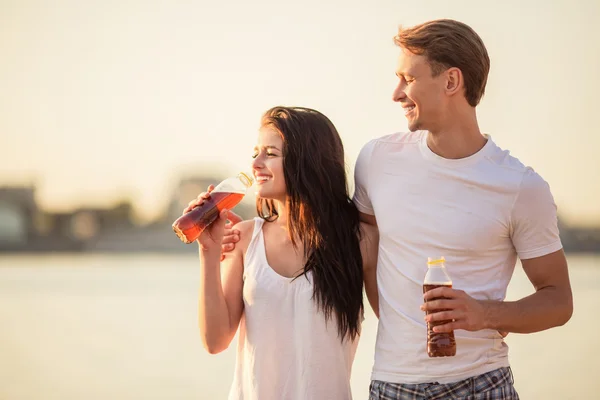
[224,222,239,232]
[222,233,240,245]
[221,243,234,252]
[432,321,461,333]
[420,299,456,312]
[222,227,241,240]
[423,287,459,301]
[425,310,456,323]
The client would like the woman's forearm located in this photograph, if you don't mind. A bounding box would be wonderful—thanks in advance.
[198,247,236,353]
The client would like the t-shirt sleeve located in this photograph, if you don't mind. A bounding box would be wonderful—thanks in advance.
[352,139,376,215]
[510,169,563,260]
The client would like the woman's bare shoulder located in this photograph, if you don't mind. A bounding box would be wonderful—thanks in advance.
[232,218,258,251]
[232,219,256,234]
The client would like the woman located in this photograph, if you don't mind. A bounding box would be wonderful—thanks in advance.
[185,106,378,399]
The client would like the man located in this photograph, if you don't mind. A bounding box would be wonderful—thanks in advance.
[354,19,573,399]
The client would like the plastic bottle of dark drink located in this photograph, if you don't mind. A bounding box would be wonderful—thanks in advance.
[172,172,253,244]
[423,256,456,357]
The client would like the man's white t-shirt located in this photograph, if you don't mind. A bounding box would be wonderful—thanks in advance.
[353,131,563,384]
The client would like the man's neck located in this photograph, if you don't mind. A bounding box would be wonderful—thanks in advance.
[426,111,487,160]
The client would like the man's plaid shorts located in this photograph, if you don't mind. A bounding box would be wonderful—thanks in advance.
[369,367,519,400]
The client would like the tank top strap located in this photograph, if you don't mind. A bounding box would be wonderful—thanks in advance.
[243,217,266,277]
[250,217,265,239]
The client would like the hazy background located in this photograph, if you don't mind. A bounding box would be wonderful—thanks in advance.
[1,0,599,225]
[1,0,599,399]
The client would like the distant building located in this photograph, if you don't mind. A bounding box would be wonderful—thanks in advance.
[0,184,141,252]
[560,223,600,253]
[0,186,36,247]
[166,176,217,222]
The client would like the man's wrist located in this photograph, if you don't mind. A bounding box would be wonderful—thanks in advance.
[481,300,496,330]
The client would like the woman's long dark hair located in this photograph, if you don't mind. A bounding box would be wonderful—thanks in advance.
[256,106,363,341]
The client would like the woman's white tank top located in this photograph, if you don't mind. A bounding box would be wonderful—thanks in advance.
[227,217,359,400]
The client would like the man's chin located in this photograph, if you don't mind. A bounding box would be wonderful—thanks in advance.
[407,121,420,132]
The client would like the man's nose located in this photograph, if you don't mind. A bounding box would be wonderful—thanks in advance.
[392,81,407,102]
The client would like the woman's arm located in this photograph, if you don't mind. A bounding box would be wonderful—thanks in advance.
[198,216,254,354]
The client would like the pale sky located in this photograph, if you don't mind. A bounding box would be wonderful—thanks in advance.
[1,0,599,225]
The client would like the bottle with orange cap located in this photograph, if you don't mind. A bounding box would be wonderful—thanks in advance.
[172,172,254,244]
[423,256,457,357]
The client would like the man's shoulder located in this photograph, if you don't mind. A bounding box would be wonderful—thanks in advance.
[484,138,550,193]
[485,138,536,176]
[359,131,425,154]
[368,130,424,145]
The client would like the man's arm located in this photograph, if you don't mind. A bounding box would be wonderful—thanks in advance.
[423,249,572,334]
[360,212,379,318]
[423,169,573,334]
[359,211,377,227]
[359,217,379,317]
[484,249,572,333]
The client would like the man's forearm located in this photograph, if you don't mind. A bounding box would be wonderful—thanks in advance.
[364,267,379,318]
[483,286,573,334]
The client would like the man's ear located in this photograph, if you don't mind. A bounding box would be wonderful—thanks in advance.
[445,67,463,96]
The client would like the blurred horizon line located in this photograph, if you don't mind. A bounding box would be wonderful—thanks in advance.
[1,170,599,229]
